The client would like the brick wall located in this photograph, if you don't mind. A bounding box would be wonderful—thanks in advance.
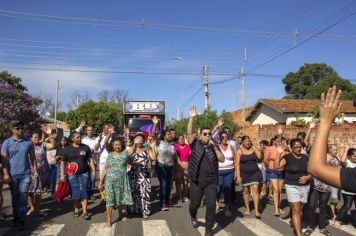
[236,124,356,152]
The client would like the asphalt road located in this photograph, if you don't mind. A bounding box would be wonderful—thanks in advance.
[0,178,355,236]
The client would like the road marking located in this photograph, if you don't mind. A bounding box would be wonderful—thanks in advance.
[86,223,116,236]
[279,218,323,236]
[0,228,10,236]
[142,220,172,236]
[30,224,65,236]
[196,219,231,236]
[328,220,356,235]
[236,217,283,236]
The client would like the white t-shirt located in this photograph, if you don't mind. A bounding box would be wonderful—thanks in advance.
[95,134,112,167]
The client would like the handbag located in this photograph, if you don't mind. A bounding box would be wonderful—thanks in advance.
[54,181,69,202]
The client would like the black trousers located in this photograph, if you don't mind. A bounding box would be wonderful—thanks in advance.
[189,180,217,230]
[336,193,356,221]
[309,188,331,230]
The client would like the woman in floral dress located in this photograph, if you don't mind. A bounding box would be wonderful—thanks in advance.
[129,133,156,219]
[99,137,133,228]
[27,132,49,215]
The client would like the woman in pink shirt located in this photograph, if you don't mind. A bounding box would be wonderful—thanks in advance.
[174,134,191,203]
[265,135,288,216]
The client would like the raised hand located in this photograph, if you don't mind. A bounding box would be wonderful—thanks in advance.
[320,86,342,124]
[276,145,284,154]
[309,121,316,129]
[277,125,283,135]
[217,118,224,128]
[189,106,198,118]
[152,116,159,125]
[79,120,86,128]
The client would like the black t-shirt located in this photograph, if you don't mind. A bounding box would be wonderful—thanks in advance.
[340,167,356,193]
[284,153,309,186]
[61,144,92,175]
[196,144,215,184]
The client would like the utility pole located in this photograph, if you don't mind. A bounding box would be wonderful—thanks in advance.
[203,65,210,111]
[54,80,59,130]
[241,48,247,128]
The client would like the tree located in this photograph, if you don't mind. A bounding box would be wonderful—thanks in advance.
[65,101,124,135]
[0,71,43,142]
[282,63,337,99]
[36,93,55,116]
[98,89,110,103]
[109,89,129,104]
[305,75,356,100]
[167,109,237,135]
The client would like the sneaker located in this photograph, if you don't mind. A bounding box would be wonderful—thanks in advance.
[178,199,183,204]
[183,197,189,202]
[161,205,169,211]
[82,213,91,220]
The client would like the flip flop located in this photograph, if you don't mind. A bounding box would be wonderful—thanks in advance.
[244,211,251,216]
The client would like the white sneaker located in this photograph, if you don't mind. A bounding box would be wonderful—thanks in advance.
[183,197,189,202]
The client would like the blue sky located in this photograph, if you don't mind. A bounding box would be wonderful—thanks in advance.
[0,0,355,120]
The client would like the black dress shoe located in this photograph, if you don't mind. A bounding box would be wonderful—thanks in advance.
[191,218,199,228]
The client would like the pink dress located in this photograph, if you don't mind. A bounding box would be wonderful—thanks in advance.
[174,144,191,179]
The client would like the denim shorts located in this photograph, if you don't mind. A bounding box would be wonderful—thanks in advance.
[285,184,310,203]
[68,173,88,200]
[268,169,285,180]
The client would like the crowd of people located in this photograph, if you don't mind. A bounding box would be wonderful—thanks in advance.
[0,86,355,236]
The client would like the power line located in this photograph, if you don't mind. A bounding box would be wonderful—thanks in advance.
[248,1,356,73]
[0,64,237,76]
[181,86,204,109]
[1,8,356,41]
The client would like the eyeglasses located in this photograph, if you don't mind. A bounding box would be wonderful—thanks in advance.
[202,132,212,136]
[14,127,23,130]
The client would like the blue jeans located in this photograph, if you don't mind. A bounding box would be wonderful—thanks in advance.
[156,163,174,206]
[49,164,58,195]
[217,168,234,204]
[9,174,31,221]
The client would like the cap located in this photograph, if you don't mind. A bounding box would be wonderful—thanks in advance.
[11,121,24,128]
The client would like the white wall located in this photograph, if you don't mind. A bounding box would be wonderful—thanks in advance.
[250,105,286,125]
[286,114,356,124]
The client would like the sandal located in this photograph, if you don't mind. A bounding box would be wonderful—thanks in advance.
[82,213,90,220]
[274,212,280,217]
[303,228,313,236]
[118,216,128,222]
[73,211,80,218]
[319,229,332,236]
[255,213,261,219]
[143,214,149,220]
[333,220,341,229]
[244,211,251,216]
[26,210,35,216]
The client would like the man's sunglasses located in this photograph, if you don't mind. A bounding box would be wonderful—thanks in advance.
[202,132,212,136]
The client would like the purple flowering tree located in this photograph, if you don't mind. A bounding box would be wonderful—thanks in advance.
[0,71,43,142]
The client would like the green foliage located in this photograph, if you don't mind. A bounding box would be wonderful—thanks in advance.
[56,111,67,122]
[308,104,345,122]
[282,63,356,99]
[0,71,43,142]
[167,109,238,135]
[290,118,307,127]
[65,101,124,135]
[305,75,356,100]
